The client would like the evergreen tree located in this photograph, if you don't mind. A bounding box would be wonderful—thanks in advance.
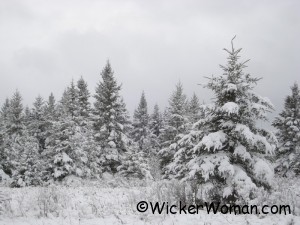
[149,104,163,150]
[29,95,48,153]
[93,61,131,173]
[273,83,300,176]
[7,90,24,136]
[0,98,10,121]
[170,38,276,203]
[45,93,57,119]
[10,129,41,187]
[131,92,150,152]
[77,76,91,121]
[0,91,25,178]
[66,80,78,118]
[188,93,202,124]
[158,82,189,178]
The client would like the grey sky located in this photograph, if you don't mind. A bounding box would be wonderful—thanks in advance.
[0,0,299,125]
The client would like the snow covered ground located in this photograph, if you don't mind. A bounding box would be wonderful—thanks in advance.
[1,177,300,225]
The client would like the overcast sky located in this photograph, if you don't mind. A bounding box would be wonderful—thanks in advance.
[0,0,299,125]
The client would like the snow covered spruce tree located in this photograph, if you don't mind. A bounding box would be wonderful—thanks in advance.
[170,37,277,203]
[0,91,25,178]
[28,95,48,153]
[131,91,150,152]
[158,82,189,178]
[149,104,163,151]
[93,61,131,174]
[273,83,300,176]
[77,76,91,125]
[118,92,153,179]
[0,98,12,177]
[43,79,93,181]
[187,93,203,124]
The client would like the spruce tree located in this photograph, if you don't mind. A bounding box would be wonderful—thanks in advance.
[158,82,189,178]
[29,95,48,153]
[188,93,202,124]
[273,83,300,176]
[149,104,163,150]
[45,93,57,119]
[7,90,24,136]
[131,91,150,152]
[170,38,276,203]
[77,76,91,121]
[93,61,131,173]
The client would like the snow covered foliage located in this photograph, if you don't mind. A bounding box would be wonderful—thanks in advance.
[159,82,189,178]
[273,83,300,176]
[93,61,131,173]
[170,37,277,203]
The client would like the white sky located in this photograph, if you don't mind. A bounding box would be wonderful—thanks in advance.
[0,0,299,125]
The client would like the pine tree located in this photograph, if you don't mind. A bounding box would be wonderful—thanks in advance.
[93,61,131,173]
[188,93,202,124]
[170,37,277,203]
[0,91,27,181]
[29,95,48,153]
[10,130,41,187]
[0,99,11,176]
[273,83,300,176]
[158,82,189,178]
[77,76,91,121]
[66,80,78,118]
[45,93,57,119]
[0,98,10,121]
[131,91,150,152]
[7,90,24,136]
[149,104,163,150]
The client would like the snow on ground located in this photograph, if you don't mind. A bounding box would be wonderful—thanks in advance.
[0,177,299,225]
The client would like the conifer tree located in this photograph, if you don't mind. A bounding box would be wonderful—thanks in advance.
[77,76,91,120]
[29,95,48,153]
[149,104,163,150]
[131,91,150,152]
[170,37,277,203]
[93,61,131,173]
[45,93,57,119]
[7,90,24,136]
[158,82,189,177]
[273,83,300,176]
[188,93,202,124]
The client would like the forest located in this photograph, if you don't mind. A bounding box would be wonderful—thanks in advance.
[0,40,300,224]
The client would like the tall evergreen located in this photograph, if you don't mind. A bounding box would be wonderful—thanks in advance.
[188,93,202,124]
[131,91,150,152]
[158,82,189,177]
[77,76,91,120]
[7,90,24,136]
[170,38,277,203]
[93,61,131,173]
[273,83,300,176]
[29,95,48,153]
[149,104,163,150]
[45,93,57,119]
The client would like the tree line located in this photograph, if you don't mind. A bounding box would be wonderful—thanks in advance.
[0,39,299,204]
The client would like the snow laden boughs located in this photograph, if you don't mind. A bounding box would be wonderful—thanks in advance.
[170,37,276,204]
[93,61,131,174]
[273,83,300,176]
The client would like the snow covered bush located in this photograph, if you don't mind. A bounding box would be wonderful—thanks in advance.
[169,37,277,204]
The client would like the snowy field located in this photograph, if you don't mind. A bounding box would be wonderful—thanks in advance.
[1,177,300,225]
